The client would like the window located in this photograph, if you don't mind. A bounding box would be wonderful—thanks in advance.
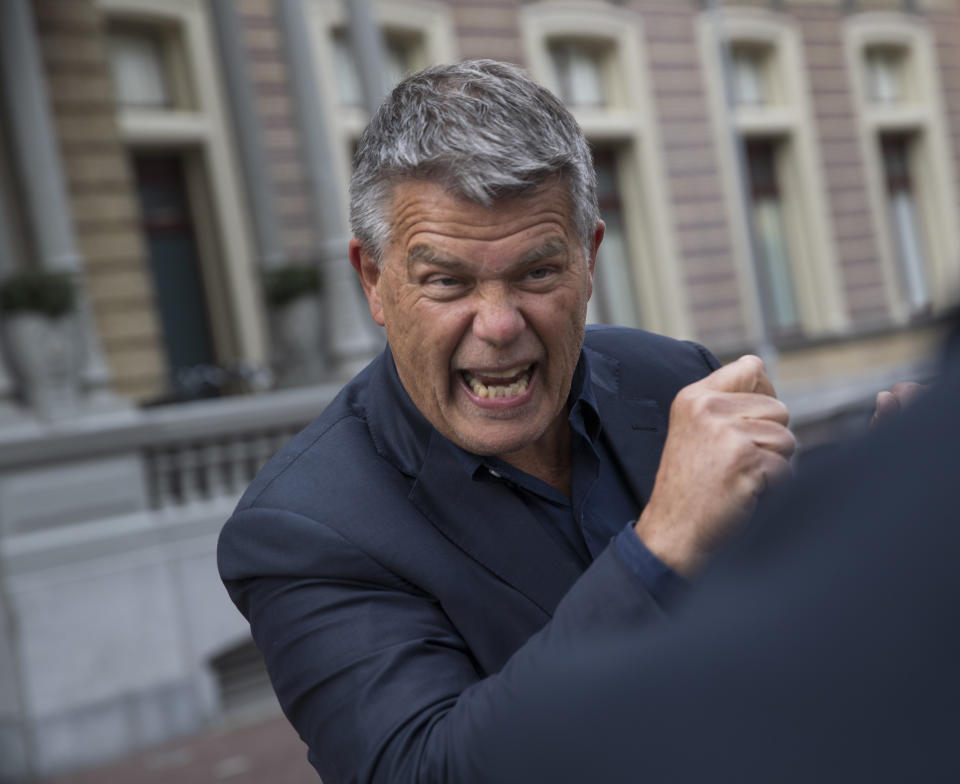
[845,14,960,321]
[523,3,690,337]
[731,45,771,107]
[108,27,171,108]
[699,10,845,340]
[745,139,799,334]
[106,21,193,111]
[881,134,929,314]
[865,46,906,104]
[133,154,218,388]
[549,40,607,108]
[98,0,266,398]
[590,147,638,328]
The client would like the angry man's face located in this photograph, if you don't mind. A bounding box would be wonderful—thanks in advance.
[350,180,602,470]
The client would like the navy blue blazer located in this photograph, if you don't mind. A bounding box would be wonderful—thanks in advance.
[217,326,718,783]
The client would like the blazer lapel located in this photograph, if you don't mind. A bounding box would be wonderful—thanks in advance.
[587,347,667,508]
[409,431,584,616]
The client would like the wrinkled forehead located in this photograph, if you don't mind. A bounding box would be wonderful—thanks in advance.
[381,175,577,245]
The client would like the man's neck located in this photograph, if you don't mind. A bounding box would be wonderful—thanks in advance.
[499,422,574,497]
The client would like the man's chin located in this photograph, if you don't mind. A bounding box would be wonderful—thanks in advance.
[445,425,540,460]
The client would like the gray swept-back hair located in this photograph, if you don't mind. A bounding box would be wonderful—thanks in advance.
[349,59,598,266]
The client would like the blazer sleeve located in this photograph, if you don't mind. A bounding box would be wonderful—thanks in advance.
[218,505,664,784]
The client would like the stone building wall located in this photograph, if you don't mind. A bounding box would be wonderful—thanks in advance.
[639,0,748,349]
[33,0,168,401]
[794,3,890,327]
[450,0,525,64]
[931,2,960,267]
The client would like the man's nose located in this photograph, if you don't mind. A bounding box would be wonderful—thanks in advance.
[472,290,525,346]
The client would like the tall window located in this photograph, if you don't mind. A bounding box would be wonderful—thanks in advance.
[846,15,960,321]
[101,0,264,398]
[549,40,607,108]
[590,147,638,328]
[700,11,845,339]
[745,139,799,335]
[108,27,172,108]
[865,46,906,104]
[880,134,929,314]
[133,154,218,390]
[730,45,770,107]
[523,4,688,336]
[547,42,640,327]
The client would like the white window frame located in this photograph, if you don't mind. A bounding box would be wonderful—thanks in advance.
[844,12,960,322]
[97,0,266,367]
[699,9,847,341]
[522,1,690,338]
[306,0,457,219]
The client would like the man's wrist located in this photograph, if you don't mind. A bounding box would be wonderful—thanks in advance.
[632,512,707,579]
[615,523,690,606]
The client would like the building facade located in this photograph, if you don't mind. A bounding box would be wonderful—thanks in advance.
[0,0,957,778]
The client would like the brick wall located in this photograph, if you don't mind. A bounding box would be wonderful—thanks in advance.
[636,0,748,349]
[33,0,167,401]
[930,2,960,253]
[794,3,890,327]
[450,0,525,64]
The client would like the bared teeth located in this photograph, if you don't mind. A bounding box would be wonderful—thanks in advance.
[463,366,532,399]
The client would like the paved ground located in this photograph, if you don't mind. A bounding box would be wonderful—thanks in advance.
[37,711,319,784]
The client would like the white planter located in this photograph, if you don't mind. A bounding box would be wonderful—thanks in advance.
[270,294,326,387]
[1,312,83,421]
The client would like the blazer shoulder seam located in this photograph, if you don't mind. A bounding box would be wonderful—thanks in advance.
[242,412,364,509]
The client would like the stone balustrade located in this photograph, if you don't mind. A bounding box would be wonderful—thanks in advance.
[0,383,339,779]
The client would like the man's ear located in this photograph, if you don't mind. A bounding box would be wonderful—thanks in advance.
[587,220,605,299]
[349,238,385,326]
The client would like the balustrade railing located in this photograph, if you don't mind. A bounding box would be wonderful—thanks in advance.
[0,382,342,532]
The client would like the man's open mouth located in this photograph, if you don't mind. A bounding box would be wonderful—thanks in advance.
[461,364,534,399]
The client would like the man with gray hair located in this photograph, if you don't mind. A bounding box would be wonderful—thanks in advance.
[219,60,794,783]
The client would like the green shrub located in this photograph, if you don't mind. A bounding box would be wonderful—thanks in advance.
[263,264,322,308]
[0,271,75,318]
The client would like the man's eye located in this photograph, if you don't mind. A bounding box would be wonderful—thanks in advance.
[526,267,554,281]
[424,276,467,296]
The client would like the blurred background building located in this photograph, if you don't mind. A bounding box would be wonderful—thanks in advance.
[0,0,957,779]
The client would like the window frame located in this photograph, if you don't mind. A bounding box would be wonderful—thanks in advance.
[522,1,690,338]
[698,8,847,342]
[844,12,960,322]
[97,0,267,372]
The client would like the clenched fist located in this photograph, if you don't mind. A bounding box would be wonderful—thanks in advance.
[634,355,796,577]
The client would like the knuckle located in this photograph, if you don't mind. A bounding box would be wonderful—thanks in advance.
[671,384,703,416]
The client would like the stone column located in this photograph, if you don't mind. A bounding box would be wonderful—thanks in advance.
[212,0,325,386]
[0,189,22,421]
[276,0,383,378]
[0,0,115,407]
[210,0,284,271]
[346,0,390,115]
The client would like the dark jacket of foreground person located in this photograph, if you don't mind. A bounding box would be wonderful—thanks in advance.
[218,326,716,783]
[471,320,960,784]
